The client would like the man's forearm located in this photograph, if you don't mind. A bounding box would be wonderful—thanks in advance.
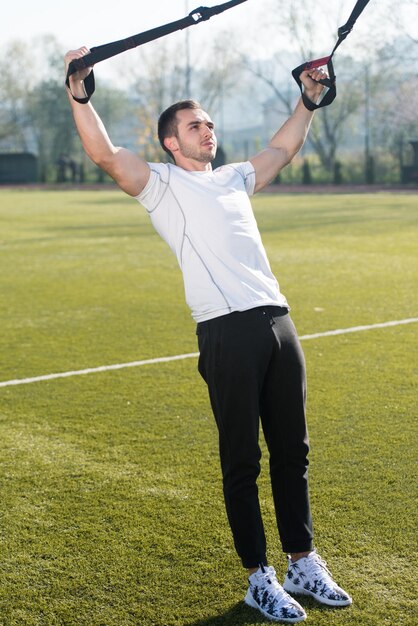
[249,70,325,192]
[67,85,116,168]
[269,98,315,161]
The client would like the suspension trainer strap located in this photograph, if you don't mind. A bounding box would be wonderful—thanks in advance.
[292,0,371,111]
[66,0,248,103]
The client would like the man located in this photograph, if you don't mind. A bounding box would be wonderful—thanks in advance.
[65,47,352,623]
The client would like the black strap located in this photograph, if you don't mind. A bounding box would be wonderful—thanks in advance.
[335,0,371,49]
[292,0,371,110]
[66,0,248,103]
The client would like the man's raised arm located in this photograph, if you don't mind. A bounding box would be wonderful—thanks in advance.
[249,68,327,193]
[65,48,150,197]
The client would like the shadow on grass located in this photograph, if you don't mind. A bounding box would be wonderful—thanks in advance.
[185,602,267,626]
[186,598,350,626]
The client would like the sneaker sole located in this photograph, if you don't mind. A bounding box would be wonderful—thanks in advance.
[244,589,307,623]
[283,580,352,607]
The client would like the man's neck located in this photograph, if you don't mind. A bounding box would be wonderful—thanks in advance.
[173,157,213,172]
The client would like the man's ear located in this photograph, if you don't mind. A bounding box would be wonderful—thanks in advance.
[164,136,178,154]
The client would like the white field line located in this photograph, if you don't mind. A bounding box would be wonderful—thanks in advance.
[0,317,417,389]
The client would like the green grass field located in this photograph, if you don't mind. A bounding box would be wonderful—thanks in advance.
[0,189,417,626]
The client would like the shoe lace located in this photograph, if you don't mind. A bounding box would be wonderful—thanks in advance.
[306,553,334,585]
[258,565,288,602]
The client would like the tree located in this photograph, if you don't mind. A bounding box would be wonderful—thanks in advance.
[242,0,366,176]
[370,68,418,173]
[0,35,129,182]
[126,42,184,162]
[307,68,363,173]
[383,0,418,46]
[0,40,35,150]
[123,32,242,161]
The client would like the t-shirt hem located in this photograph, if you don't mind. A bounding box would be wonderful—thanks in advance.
[193,298,290,323]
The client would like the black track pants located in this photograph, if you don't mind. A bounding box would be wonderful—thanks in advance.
[196,306,313,568]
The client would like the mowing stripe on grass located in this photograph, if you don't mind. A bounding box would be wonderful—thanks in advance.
[1,317,417,389]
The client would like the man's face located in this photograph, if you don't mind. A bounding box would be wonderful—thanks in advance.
[170,108,217,164]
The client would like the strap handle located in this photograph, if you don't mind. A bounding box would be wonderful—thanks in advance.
[291,56,336,111]
[291,0,371,110]
[66,0,248,103]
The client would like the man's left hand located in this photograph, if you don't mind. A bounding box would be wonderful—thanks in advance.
[300,68,328,105]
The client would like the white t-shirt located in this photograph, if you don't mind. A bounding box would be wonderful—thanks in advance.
[135,161,289,322]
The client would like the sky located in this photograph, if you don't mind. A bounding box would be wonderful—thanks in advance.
[1,1,417,60]
[1,1,260,49]
[2,1,417,99]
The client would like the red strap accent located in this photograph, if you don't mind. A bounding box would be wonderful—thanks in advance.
[305,56,332,70]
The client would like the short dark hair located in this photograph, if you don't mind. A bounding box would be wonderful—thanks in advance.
[158,99,202,159]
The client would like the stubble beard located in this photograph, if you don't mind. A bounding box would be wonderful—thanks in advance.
[177,138,217,163]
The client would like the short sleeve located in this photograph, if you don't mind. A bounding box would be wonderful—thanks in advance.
[240,161,256,196]
[135,163,170,213]
[215,161,256,196]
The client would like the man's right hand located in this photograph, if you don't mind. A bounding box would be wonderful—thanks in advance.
[65,47,93,98]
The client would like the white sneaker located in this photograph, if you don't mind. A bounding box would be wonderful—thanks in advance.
[245,564,307,623]
[283,551,352,607]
